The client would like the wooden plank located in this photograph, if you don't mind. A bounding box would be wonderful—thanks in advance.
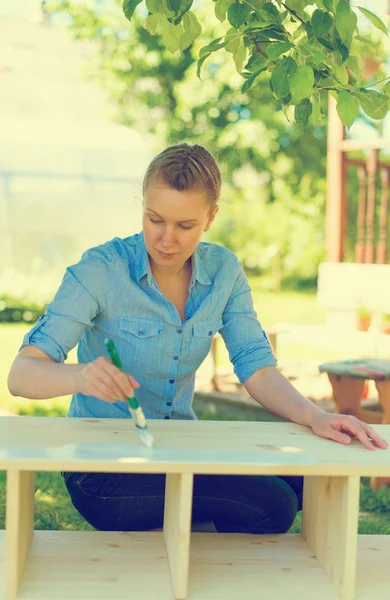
[0,530,174,600]
[326,94,346,262]
[190,533,344,599]
[0,419,389,477]
[302,476,360,600]
[164,473,193,600]
[356,535,390,598]
[5,470,35,600]
[0,531,389,600]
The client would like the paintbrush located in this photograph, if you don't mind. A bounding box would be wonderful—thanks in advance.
[104,338,154,449]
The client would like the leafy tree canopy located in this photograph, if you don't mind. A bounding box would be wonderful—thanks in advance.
[120,0,389,129]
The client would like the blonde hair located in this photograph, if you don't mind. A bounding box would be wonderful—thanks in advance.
[142,143,221,211]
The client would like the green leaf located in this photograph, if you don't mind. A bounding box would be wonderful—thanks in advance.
[253,26,289,42]
[245,53,267,73]
[146,0,162,13]
[317,36,336,50]
[199,36,225,57]
[323,0,335,11]
[337,90,359,127]
[333,64,349,84]
[197,37,228,78]
[305,44,325,67]
[290,65,314,103]
[312,9,333,38]
[336,0,357,46]
[357,90,389,120]
[215,0,234,22]
[167,0,181,13]
[263,2,280,20]
[271,56,297,98]
[244,21,280,32]
[241,67,267,93]
[311,94,326,125]
[225,28,241,53]
[385,81,390,98]
[335,38,349,64]
[357,7,388,35]
[123,0,143,21]
[228,1,251,28]
[161,0,175,17]
[233,40,247,74]
[161,19,183,52]
[180,11,201,51]
[267,41,293,61]
[346,55,361,84]
[145,13,160,35]
[295,98,312,128]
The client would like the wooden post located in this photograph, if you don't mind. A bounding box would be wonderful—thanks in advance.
[376,168,389,264]
[356,166,367,263]
[302,475,360,600]
[5,470,35,600]
[326,95,346,262]
[163,473,193,600]
[365,149,378,264]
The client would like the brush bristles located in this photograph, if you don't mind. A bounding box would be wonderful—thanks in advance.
[136,426,154,448]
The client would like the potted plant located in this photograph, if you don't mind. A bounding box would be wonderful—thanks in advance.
[357,306,372,332]
[381,313,390,335]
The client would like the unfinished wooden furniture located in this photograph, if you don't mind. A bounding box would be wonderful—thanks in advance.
[0,417,389,600]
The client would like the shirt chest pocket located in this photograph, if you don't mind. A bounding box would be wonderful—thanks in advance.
[186,317,223,367]
[118,318,165,365]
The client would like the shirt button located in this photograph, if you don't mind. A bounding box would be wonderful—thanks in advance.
[138,330,144,336]
[208,330,213,336]
[169,379,175,384]
[177,328,183,334]
[173,355,179,360]
[166,402,172,407]
[164,416,170,420]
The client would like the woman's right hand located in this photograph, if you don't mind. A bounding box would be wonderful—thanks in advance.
[76,357,140,403]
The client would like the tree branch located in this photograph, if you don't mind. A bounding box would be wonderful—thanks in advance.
[282,2,306,25]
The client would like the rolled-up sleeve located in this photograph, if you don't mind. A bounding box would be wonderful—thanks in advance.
[20,246,112,362]
[220,262,277,383]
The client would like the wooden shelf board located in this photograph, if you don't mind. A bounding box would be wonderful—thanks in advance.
[0,531,388,599]
[0,418,389,477]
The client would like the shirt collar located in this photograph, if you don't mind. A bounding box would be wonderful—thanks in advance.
[190,244,211,288]
[135,232,151,283]
[135,232,211,287]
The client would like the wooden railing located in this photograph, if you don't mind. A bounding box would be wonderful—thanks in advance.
[344,147,390,264]
[326,97,390,264]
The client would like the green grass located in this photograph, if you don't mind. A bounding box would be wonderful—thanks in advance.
[247,279,326,328]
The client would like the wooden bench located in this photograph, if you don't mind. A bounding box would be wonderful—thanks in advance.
[0,417,389,600]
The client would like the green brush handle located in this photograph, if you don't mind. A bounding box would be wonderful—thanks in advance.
[104,338,139,411]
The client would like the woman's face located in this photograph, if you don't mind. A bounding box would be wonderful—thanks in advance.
[143,181,218,274]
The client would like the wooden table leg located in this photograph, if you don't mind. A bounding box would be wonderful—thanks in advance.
[163,473,194,600]
[370,380,390,489]
[328,375,382,423]
[5,470,35,600]
[302,475,360,600]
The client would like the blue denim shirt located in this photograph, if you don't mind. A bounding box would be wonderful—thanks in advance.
[21,232,276,420]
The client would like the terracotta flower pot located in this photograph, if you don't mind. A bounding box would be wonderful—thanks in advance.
[357,316,371,332]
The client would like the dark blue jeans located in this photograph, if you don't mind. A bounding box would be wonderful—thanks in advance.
[62,471,303,534]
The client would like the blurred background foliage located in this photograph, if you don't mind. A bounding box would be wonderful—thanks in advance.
[49,0,329,292]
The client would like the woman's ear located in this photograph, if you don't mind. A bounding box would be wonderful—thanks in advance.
[204,205,219,232]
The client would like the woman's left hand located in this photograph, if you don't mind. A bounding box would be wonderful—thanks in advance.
[309,412,388,450]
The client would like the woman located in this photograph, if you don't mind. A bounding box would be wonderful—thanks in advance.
[8,143,387,534]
